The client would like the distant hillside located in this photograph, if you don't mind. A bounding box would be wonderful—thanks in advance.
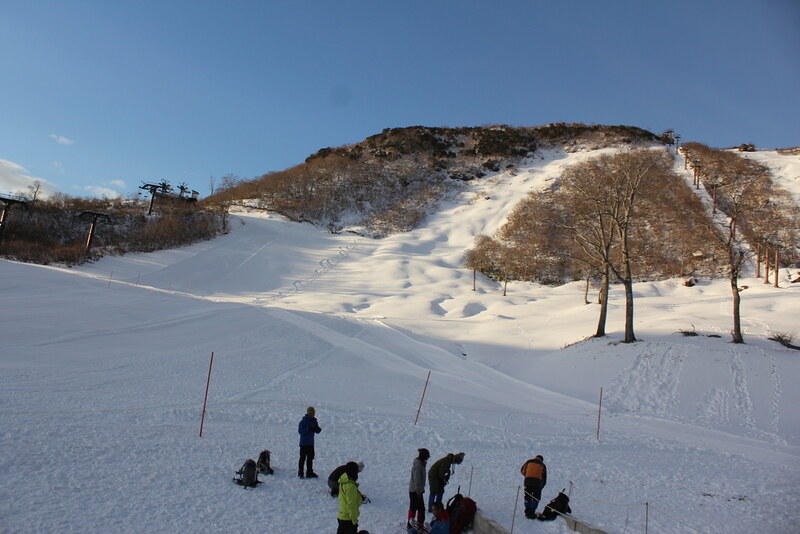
[0,194,224,265]
[210,123,667,236]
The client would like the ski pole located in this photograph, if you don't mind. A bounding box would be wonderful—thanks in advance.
[199,351,215,437]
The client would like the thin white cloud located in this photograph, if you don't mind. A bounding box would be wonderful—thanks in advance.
[108,179,126,188]
[0,159,58,198]
[83,185,121,199]
[52,160,65,174]
[49,134,75,145]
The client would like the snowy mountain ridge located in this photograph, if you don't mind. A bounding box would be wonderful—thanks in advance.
[1,148,798,534]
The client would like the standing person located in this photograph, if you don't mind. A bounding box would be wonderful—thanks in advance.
[298,406,321,478]
[520,454,547,519]
[429,501,450,534]
[329,461,364,496]
[407,448,430,530]
[427,452,465,512]
[337,462,363,534]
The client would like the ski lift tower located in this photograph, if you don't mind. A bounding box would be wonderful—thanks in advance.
[0,194,29,242]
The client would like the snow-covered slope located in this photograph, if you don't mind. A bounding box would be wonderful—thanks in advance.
[1,149,798,534]
[745,149,800,205]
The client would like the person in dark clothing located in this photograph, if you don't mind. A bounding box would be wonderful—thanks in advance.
[520,454,547,518]
[427,452,464,512]
[298,406,322,478]
[407,448,430,529]
[329,461,364,496]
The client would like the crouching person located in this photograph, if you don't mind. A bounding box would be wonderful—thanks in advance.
[337,462,363,534]
[429,501,450,534]
[520,454,547,519]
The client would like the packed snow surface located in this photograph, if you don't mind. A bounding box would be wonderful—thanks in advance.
[2,149,799,534]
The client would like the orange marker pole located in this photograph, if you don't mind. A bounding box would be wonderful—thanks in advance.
[414,371,432,425]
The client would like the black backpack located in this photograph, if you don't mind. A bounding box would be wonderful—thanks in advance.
[256,450,274,475]
[538,491,571,521]
[233,459,261,488]
[446,491,463,524]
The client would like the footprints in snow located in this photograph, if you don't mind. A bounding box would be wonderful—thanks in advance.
[606,342,785,444]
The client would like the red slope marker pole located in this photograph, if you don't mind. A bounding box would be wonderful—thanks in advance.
[414,370,432,425]
[596,387,603,441]
[199,351,215,437]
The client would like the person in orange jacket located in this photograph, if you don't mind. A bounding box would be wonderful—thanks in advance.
[520,454,547,519]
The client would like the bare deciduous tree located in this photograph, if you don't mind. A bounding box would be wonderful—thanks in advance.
[28,180,42,202]
[557,149,674,342]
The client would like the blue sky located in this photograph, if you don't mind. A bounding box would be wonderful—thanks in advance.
[1,0,798,198]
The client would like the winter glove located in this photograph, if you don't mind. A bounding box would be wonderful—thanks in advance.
[314,426,322,433]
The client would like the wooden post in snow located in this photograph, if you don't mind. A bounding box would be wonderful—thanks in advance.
[764,247,771,284]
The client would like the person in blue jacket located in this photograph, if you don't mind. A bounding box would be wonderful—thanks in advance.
[429,501,450,534]
[298,406,322,478]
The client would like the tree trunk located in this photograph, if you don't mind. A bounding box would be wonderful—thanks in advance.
[503,277,508,297]
[755,244,761,278]
[621,235,637,343]
[594,266,609,337]
[764,247,770,284]
[622,278,636,343]
[472,269,476,291]
[730,273,744,343]
[584,273,590,305]
[774,248,780,288]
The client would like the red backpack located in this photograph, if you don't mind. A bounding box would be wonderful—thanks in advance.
[447,493,477,534]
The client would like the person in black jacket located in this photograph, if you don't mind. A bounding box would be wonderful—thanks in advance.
[427,452,464,512]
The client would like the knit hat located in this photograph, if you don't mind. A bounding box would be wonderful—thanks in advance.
[418,448,430,461]
[357,461,365,472]
[535,454,543,461]
[345,461,360,478]
[306,406,315,416]
[454,452,465,464]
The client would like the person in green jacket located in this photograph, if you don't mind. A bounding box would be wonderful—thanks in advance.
[337,462,363,534]
[427,452,464,512]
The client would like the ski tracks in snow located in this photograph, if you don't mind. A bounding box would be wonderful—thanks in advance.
[256,238,362,304]
[605,340,786,445]
[728,347,757,431]
[607,343,686,416]
[727,345,785,445]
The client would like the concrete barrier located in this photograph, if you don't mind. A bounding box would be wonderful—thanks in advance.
[473,510,610,534]
[561,515,610,534]
[473,510,510,534]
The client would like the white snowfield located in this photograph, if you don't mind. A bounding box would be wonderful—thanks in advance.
[1,149,798,534]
